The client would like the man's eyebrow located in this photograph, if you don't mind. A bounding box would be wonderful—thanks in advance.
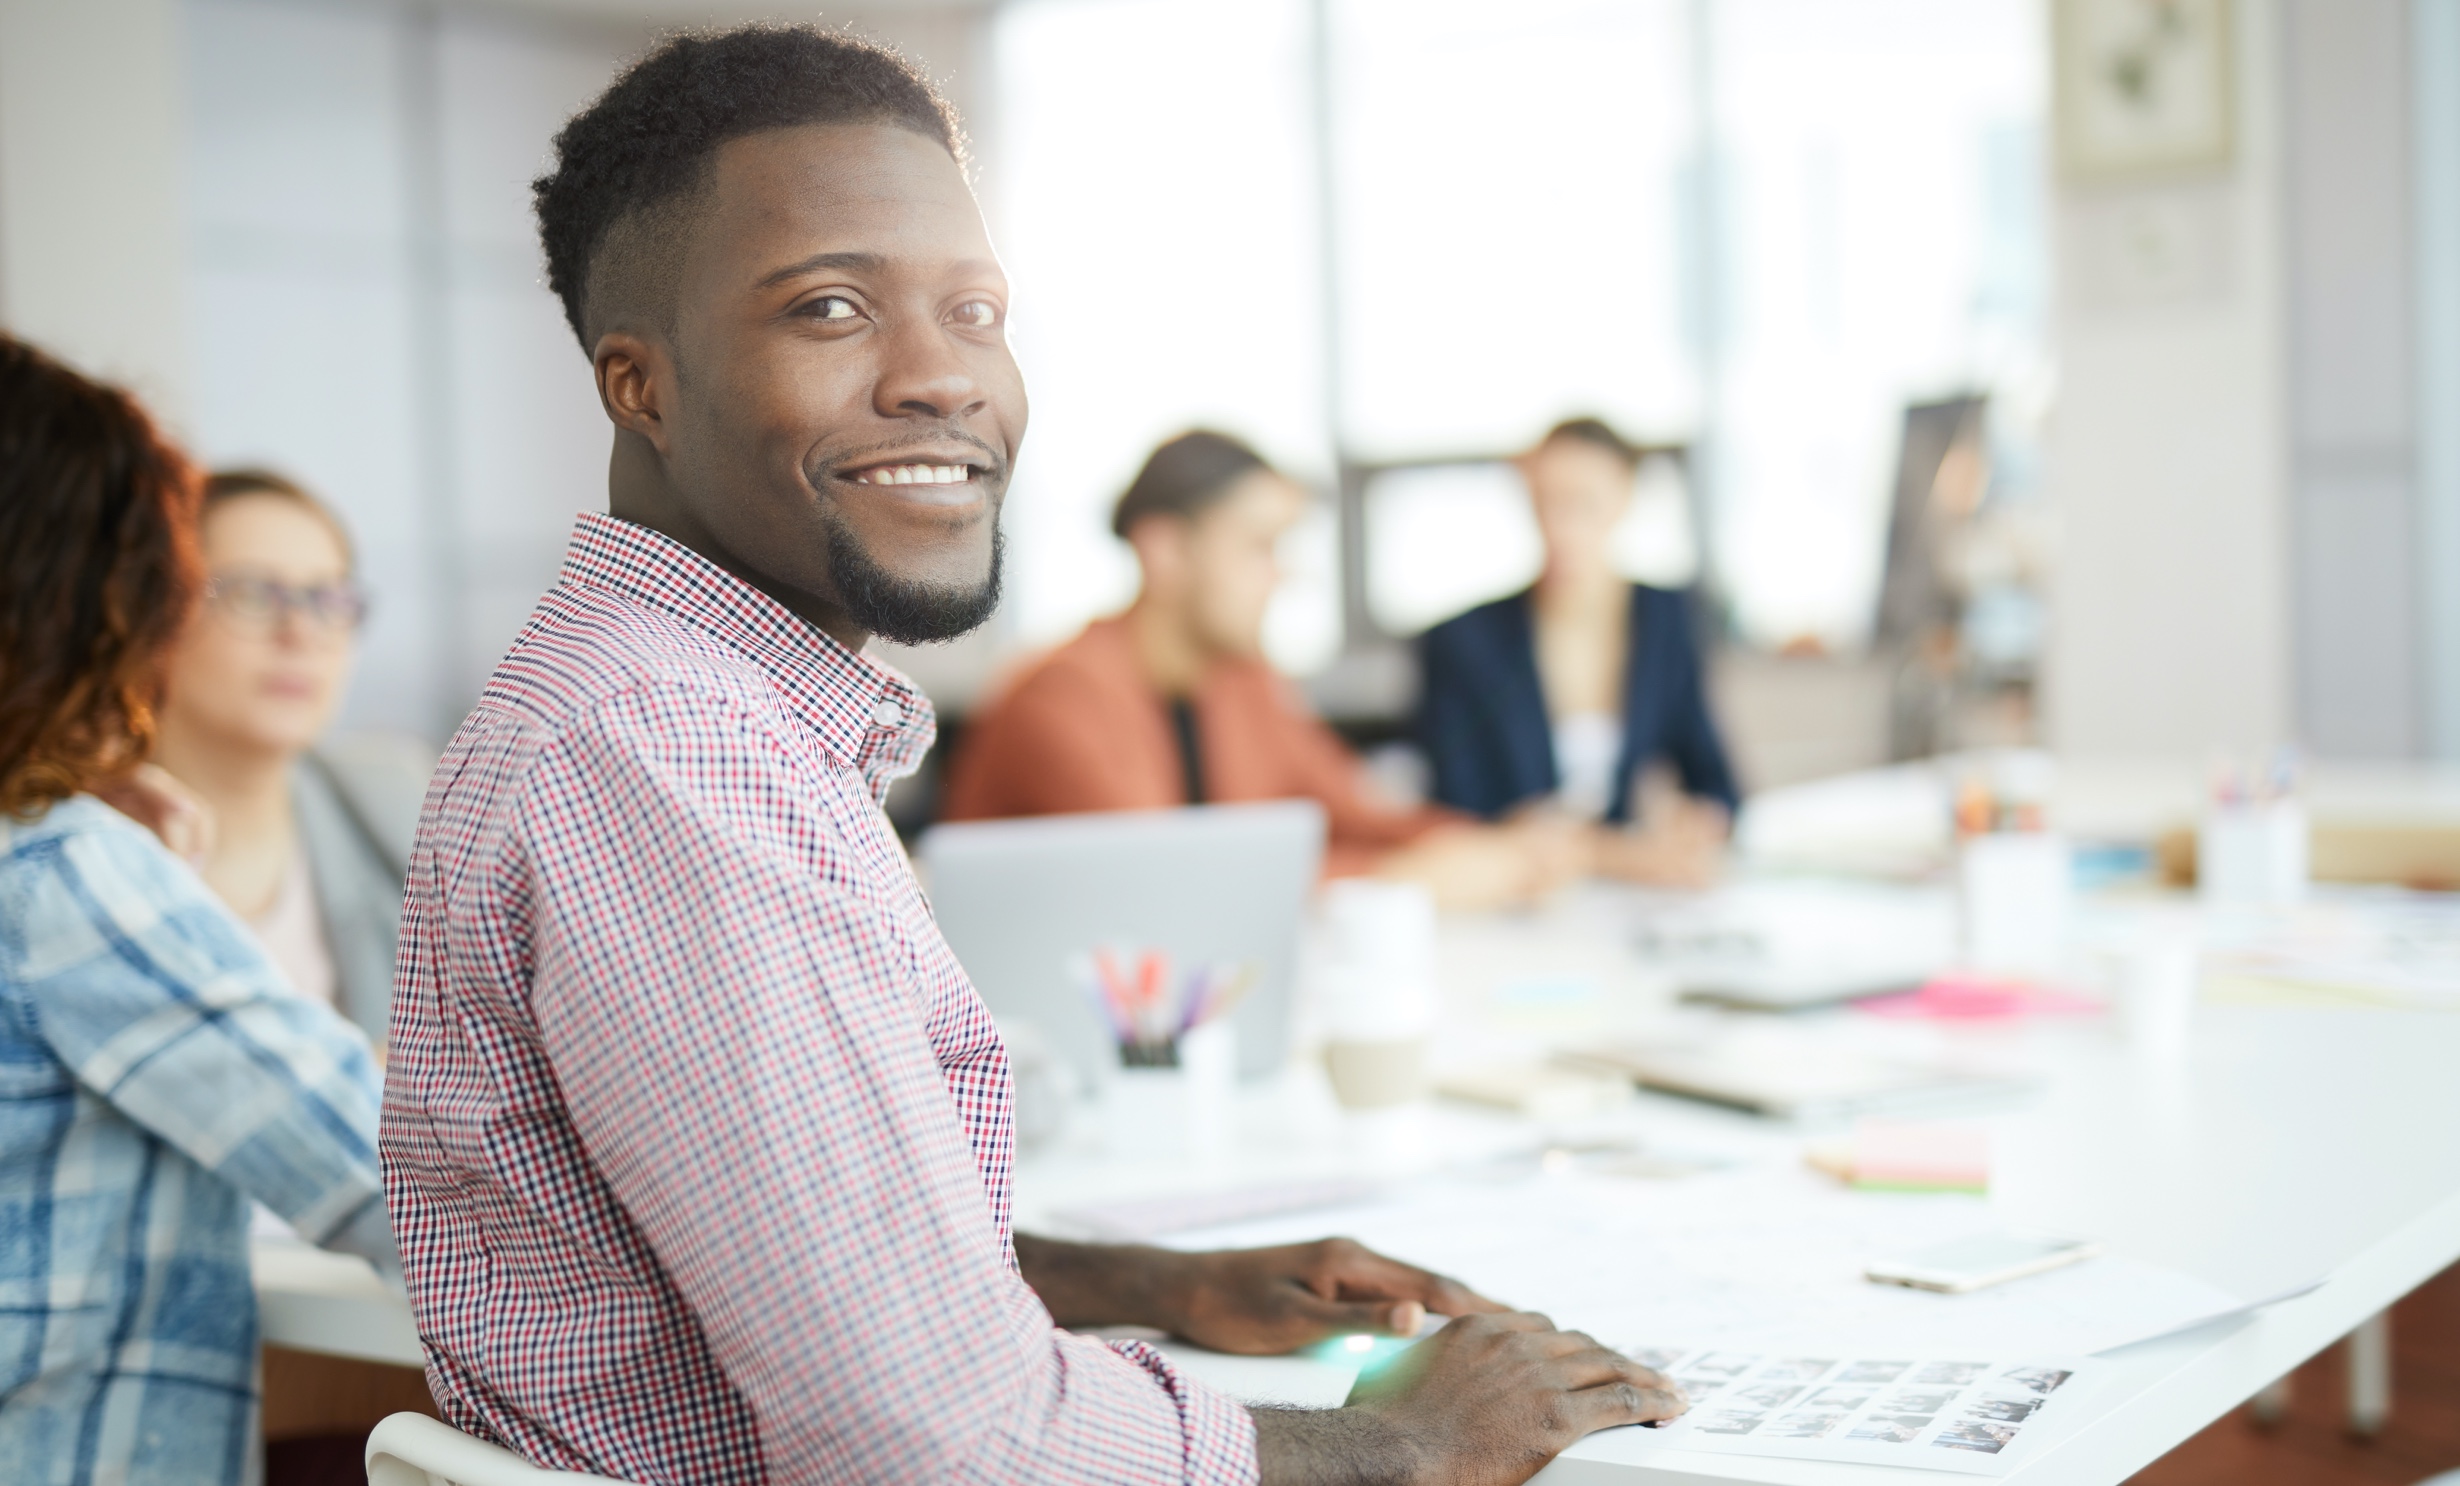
[755,250,885,289]
[754,251,1006,291]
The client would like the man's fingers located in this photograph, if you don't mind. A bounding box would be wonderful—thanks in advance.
[1420,1271,1509,1316]
[1565,1378,1690,1433]
[1282,1295,1429,1338]
[1542,1343,1677,1395]
[1319,1243,1510,1317]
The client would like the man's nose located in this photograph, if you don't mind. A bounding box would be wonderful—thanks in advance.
[873,320,986,421]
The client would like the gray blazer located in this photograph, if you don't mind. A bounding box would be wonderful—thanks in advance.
[292,734,435,1043]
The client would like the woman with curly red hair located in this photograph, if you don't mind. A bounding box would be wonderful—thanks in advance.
[0,335,394,1484]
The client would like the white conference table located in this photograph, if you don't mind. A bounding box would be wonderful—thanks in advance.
[254,762,2460,1483]
[1003,881,2460,1483]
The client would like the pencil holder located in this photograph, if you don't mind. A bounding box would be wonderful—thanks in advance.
[2198,800,2306,906]
[1101,1019,1234,1158]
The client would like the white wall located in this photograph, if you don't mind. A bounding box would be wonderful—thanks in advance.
[183,0,645,739]
[2418,0,2460,759]
[0,0,193,425]
[2045,0,2451,767]
[2042,0,2293,761]
[2282,0,2418,759]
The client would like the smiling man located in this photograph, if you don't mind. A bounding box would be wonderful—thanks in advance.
[381,27,1680,1486]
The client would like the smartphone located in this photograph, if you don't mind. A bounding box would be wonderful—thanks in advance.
[1864,1232,2102,1293]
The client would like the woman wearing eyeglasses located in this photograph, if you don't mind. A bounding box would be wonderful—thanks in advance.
[0,335,393,1484]
[151,470,426,1045]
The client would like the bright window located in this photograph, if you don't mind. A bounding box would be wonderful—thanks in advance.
[991,0,1331,666]
[990,0,2047,664]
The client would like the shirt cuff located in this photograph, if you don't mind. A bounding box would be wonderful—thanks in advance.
[1105,1337,1262,1486]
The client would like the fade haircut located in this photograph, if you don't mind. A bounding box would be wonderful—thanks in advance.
[533,25,965,354]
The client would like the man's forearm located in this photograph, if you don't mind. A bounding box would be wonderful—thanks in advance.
[1250,1405,1419,1486]
[1013,1232,1186,1329]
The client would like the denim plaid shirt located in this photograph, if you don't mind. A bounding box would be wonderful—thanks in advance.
[1,796,393,1486]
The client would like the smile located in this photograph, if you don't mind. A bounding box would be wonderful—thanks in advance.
[844,462,979,488]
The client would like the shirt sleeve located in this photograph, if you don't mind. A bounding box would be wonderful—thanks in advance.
[518,685,1257,1486]
[8,810,392,1262]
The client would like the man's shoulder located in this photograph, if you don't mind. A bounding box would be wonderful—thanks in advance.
[480,581,792,734]
[429,584,807,826]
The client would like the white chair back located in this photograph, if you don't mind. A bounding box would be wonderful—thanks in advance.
[364,1412,638,1486]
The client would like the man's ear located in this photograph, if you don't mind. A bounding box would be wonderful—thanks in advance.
[594,330,673,452]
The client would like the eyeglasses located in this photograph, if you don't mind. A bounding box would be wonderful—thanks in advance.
[204,573,369,633]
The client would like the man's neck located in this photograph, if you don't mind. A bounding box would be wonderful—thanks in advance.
[1123,595,1212,699]
[607,432,871,654]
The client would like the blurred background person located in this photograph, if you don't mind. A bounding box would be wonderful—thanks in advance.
[1416,419,1740,888]
[0,335,394,1485]
[151,470,429,1045]
[944,430,1579,910]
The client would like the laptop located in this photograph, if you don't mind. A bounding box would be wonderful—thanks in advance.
[918,801,1325,1086]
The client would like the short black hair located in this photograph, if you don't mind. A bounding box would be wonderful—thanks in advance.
[1111,431,1274,539]
[533,25,964,352]
[1540,416,1644,469]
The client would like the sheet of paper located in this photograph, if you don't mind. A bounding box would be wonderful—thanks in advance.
[2204,894,2460,1007]
[1622,1348,2099,1476]
[1160,1164,2246,1357]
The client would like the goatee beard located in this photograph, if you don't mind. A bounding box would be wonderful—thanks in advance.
[820,504,1004,645]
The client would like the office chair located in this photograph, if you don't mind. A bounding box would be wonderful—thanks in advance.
[364,1413,637,1486]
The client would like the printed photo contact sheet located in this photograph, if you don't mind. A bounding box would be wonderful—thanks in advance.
[1622,1347,2098,1475]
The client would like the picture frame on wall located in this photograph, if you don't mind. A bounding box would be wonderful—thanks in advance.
[2054,0,2235,182]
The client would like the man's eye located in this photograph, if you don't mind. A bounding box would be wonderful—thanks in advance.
[952,300,1001,328]
[808,296,860,321]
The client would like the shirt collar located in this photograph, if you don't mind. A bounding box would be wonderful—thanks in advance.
[557,512,936,792]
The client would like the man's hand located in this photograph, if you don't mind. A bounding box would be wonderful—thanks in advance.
[1256,1311,1686,1486]
[1014,1234,1502,1354]
[1150,1238,1504,1355]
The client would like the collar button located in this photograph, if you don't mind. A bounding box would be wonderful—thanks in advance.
[870,698,904,729]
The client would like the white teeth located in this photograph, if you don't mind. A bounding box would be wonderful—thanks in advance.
[857,463,972,486]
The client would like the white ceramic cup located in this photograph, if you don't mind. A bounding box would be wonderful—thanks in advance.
[1312,880,1438,1110]
[2108,931,2201,1060]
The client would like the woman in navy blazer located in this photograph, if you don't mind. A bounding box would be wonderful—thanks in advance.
[1415,420,1740,883]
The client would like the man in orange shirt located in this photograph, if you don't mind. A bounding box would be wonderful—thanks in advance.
[943,431,1576,909]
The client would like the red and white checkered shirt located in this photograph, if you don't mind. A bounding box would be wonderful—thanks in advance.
[383,512,1259,1485]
